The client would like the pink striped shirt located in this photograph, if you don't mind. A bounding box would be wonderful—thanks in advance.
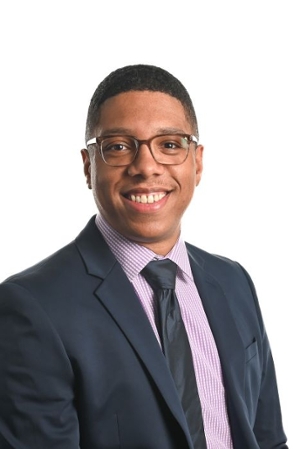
[95,214,233,449]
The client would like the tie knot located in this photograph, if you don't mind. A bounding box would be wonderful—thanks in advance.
[141,259,177,291]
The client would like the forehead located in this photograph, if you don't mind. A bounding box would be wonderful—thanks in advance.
[95,91,192,135]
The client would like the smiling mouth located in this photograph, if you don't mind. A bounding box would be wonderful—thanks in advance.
[128,192,167,204]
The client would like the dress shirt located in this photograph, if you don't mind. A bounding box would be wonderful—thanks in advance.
[95,214,233,449]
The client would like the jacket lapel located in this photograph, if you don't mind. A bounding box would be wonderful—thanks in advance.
[188,247,250,447]
[75,217,193,445]
[188,251,245,381]
[96,263,193,433]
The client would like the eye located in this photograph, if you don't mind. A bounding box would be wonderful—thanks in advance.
[162,141,179,149]
[155,135,187,152]
[102,137,134,153]
[106,143,128,152]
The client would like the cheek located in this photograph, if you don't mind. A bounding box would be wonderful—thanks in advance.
[89,165,107,204]
[93,173,110,202]
[183,168,199,206]
[90,161,109,191]
[91,165,124,207]
[176,164,198,192]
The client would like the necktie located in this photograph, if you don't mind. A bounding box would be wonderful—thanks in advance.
[141,259,207,449]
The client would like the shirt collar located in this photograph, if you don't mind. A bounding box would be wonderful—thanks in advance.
[95,214,193,281]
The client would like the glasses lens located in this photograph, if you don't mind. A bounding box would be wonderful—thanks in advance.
[101,137,136,166]
[152,135,189,165]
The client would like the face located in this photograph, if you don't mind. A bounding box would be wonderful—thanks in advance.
[81,91,203,255]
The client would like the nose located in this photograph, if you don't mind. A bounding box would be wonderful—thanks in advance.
[127,143,164,178]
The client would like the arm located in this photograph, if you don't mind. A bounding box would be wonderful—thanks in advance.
[240,266,288,449]
[0,282,80,449]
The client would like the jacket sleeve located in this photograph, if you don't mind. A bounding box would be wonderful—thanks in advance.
[0,282,80,449]
[240,265,288,449]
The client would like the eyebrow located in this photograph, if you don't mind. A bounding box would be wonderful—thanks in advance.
[98,127,189,137]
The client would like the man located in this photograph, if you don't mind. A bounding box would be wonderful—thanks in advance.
[0,65,288,448]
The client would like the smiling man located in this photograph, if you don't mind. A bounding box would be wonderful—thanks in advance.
[0,65,288,449]
[82,89,203,255]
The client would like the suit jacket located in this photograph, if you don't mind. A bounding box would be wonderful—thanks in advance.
[0,217,288,449]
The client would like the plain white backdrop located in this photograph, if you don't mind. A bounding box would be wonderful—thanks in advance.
[0,1,298,446]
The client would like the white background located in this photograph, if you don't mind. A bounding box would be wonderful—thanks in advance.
[0,1,298,446]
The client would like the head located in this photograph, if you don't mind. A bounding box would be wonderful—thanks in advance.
[85,64,199,143]
[82,64,203,255]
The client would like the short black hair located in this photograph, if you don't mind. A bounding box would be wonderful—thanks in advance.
[85,64,198,143]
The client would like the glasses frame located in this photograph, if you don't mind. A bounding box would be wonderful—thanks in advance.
[86,133,199,167]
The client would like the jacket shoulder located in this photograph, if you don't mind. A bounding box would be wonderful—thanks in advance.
[1,240,79,285]
[185,241,257,296]
[1,216,102,287]
[186,241,241,273]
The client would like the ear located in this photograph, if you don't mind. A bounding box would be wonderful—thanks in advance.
[81,149,92,189]
[195,145,204,186]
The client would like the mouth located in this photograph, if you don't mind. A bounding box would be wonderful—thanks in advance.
[128,192,167,204]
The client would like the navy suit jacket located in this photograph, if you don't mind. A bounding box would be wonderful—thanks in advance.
[0,217,288,448]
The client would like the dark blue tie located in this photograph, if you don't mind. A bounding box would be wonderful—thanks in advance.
[141,259,207,449]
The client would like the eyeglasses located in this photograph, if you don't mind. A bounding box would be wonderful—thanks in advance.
[86,133,198,167]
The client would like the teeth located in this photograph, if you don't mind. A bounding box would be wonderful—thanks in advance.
[130,193,166,204]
